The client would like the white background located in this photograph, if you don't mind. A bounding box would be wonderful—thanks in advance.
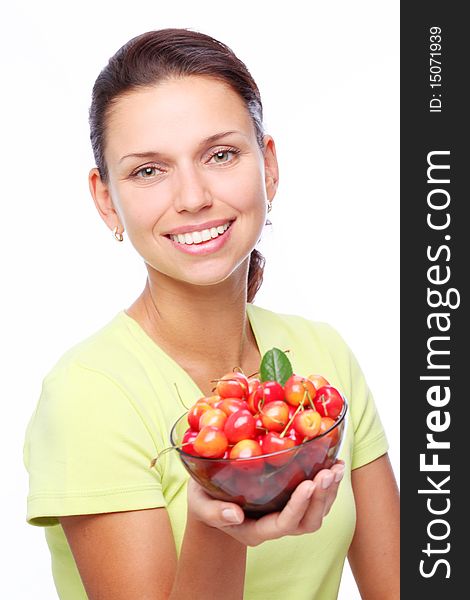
[1,1,399,598]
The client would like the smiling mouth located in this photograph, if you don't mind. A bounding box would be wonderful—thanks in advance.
[166,221,233,245]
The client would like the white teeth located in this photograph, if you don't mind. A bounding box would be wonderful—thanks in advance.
[170,221,232,245]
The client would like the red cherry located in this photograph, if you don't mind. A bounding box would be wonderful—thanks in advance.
[261,432,296,466]
[313,386,344,419]
[248,377,261,394]
[293,409,322,439]
[204,394,223,406]
[286,425,304,445]
[215,372,249,400]
[181,429,198,456]
[319,416,340,446]
[247,381,284,413]
[284,374,316,407]
[193,426,228,458]
[187,401,212,431]
[199,408,227,430]
[224,409,256,444]
[229,439,263,474]
[254,416,267,435]
[307,374,330,390]
[229,438,262,458]
[259,400,289,432]
[218,397,248,417]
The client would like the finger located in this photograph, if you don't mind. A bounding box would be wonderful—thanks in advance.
[299,469,339,531]
[188,480,245,528]
[256,479,315,539]
[322,464,345,516]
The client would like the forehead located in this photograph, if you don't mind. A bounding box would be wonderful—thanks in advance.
[105,76,254,160]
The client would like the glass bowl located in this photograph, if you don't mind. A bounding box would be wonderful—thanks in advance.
[170,399,348,518]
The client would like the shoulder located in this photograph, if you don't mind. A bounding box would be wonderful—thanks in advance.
[43,311,136,384]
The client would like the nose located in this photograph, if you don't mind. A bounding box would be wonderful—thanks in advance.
[173,164,213,213]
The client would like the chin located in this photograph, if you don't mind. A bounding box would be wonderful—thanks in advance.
[169,257,249,289]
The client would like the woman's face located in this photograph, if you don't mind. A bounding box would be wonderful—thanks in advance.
[92,76,278,288]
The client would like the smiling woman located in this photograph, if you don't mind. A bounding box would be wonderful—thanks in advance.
[23,28,399,600]
[91,76,274,288]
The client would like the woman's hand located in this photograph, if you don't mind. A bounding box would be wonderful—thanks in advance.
[188,461,345,547]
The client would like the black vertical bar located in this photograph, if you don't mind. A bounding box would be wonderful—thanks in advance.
[401,2,467,597]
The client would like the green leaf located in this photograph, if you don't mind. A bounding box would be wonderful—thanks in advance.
[259,347,293,386]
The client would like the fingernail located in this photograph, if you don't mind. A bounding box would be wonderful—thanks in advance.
[321,473,334,489]
[222,508,243,524]
[334,466,345,483]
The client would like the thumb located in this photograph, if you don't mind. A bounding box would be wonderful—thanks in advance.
[220,504,245,526]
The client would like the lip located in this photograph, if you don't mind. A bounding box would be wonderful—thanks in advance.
[166,220,234,256]
[163,218,234,236]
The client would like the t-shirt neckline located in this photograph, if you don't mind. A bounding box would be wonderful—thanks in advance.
[117,303,266,398]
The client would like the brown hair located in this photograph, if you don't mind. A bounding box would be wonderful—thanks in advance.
[89,28,267,301]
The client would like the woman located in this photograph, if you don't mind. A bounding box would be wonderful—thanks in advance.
[24,29,399,599]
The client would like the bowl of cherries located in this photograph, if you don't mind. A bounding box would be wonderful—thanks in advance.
[168,348,347,518]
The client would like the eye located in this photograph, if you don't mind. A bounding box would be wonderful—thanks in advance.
[208,148,240,164]
[131,164,164,179]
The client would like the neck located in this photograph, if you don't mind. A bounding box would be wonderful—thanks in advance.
[126,260,259,376]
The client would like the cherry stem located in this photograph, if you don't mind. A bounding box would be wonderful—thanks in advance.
[149,441,190,468]
[303,385,316,411]
[280,402,304,438]
[247,370,260,379]
[174,383,190,410]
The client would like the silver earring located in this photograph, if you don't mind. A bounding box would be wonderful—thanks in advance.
[267,200,272,213]
[113,226,124,242]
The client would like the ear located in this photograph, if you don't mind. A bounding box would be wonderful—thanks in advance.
[262,135,279,202]
[88,168,123,233]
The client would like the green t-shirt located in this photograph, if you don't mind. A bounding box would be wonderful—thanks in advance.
[24,303,388,599]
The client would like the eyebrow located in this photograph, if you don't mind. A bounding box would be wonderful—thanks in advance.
[118,130,244,164]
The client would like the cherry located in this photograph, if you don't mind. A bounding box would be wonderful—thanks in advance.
[307,374,330,390]
[229,439,262,459]
[259,400,289,432]
[247,380,284,413]
[261,432,296,466]
[319,416,340,446]
[187,401,212,431]
[224,409,256,444]
[247,377,261,394]
[181,429,199,456]
[193,426,228,458]
[218,397,248,416]
[286,425,304,446]
[293,409,322,439]
[199,408,227,430]
[215,371,249,400]
[313,386,344,419]
[284,374,316,407]
[229,439,264,474]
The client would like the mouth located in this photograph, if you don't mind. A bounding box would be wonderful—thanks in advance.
[165,221,234,245]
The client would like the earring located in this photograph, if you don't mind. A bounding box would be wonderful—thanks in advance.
[113,226,124,242]
[267,200,273,213]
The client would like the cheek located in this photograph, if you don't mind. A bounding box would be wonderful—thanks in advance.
[115,186,166,233]
[216,165,267,213]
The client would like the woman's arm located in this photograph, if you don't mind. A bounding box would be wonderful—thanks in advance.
[60,464,344,599]
[60,506,246,600]
[348,453,400,599]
